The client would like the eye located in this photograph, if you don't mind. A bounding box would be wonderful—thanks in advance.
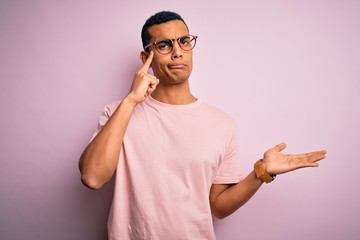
[179,36,191,46]
[156,39,172,50]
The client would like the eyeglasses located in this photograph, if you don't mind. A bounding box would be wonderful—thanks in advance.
[144,35,198,55]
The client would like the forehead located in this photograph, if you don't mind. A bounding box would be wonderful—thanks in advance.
[147,20,189,41]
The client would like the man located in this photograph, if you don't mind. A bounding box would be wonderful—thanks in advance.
[79,11,327,239]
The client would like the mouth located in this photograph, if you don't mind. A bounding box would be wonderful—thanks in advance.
[167,63,186,69]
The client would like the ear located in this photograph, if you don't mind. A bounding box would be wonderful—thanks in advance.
[140,51,151,67]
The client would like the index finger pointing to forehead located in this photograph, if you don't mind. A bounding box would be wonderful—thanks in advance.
[141,51,154,72]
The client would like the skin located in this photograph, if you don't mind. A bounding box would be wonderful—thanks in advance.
[79,19,327,219]
[140,20,197,104]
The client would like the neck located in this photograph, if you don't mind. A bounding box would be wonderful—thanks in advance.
[151,81,197,105]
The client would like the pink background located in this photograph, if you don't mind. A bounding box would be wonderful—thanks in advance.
[1,0,359,239]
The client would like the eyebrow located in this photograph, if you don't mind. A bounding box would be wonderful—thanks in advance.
[154,34,190,42]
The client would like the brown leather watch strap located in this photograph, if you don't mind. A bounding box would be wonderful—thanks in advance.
[254,159,275,183]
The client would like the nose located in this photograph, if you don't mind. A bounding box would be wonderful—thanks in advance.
[171,40,183,59]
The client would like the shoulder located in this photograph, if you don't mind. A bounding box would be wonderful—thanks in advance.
[195,101,239,136]
[201,101,237,125]
[101,98,151,118]
[101,100,121,118]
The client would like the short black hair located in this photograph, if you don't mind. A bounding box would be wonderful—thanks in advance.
[141,11,188,49]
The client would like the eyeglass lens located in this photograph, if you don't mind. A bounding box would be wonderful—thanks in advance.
[155,35,196,54]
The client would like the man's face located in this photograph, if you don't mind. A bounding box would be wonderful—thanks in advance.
[146,20,193,86]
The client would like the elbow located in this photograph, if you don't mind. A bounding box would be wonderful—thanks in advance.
[212,210,229,220]
[212,213,225,220]
[79,161,113,190]
[80,173,104,190]
[210,203,231,219]
[79,156,106,190]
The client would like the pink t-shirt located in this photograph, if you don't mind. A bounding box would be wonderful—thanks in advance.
[93,96,242,240]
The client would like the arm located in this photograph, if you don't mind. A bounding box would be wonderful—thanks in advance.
[79,51,159,189]
[210,171,263,219]
[210,143,327,219]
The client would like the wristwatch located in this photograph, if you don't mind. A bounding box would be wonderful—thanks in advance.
[254,159,276,183]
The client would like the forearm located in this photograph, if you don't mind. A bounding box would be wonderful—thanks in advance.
[79,96,137,189]
[211,171,263,219]
[211,143,327,218]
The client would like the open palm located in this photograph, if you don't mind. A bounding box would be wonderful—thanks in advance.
[263,143,327,176]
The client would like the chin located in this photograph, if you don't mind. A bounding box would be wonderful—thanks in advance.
[172,74,190,83]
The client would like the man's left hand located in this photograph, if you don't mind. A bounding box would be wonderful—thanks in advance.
[262,143,327,176]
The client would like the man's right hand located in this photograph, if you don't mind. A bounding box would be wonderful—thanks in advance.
[127,51,160,104]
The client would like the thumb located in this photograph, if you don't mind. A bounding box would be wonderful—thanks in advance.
[274,142,287,152]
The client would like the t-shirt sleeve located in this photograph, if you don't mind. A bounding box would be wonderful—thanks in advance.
[212,124,243,184]
[89,100,120,142]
